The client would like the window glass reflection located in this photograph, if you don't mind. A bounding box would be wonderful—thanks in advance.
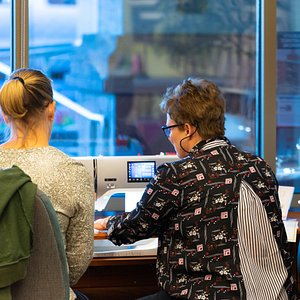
[276,0,300,193]
[26,0,257,157]
[0,0,11,143]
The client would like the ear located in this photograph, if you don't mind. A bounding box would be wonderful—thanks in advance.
[184,123,193,136]
[48,101,56,121]
[2,114,10,125]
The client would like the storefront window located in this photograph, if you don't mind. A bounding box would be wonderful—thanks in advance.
[27,0,257,157]
[0,0,11,143]
[276,0,300,198]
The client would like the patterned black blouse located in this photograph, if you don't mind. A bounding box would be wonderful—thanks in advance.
[107,137,297,299]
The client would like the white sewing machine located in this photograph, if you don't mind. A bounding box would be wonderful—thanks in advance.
[74,155,178,256]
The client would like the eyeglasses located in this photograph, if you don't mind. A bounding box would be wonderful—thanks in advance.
[161,124,183,137]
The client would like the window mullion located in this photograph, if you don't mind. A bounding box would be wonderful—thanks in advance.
[256,0,277,171]
[11,0,28,70]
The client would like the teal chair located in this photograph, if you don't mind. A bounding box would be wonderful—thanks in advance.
[11,189,70,300]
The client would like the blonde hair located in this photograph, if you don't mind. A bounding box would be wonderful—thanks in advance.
[0,68,53,145]
[160,78,225,140]
[0,68,53,120]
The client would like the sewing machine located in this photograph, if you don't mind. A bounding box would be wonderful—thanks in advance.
[75,154,178,256]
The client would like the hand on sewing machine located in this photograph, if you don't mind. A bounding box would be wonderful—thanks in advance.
[94,216,110,231]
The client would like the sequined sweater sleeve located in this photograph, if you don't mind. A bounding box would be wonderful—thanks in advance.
[55,160,95,285]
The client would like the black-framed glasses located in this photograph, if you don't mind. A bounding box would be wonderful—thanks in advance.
[161,124,183,137]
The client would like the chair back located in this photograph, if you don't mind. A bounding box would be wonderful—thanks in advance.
[11,189,69,300]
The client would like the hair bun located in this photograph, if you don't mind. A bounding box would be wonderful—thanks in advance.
[13,76,25,85]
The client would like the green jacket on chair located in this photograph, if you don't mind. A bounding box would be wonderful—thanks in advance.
[0,165,36,300]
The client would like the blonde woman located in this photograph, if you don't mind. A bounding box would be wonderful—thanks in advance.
[0,68,94,300]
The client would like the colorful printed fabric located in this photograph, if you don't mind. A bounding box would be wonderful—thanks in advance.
[107,137,297,299]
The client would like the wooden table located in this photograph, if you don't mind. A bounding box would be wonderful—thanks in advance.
[74,216,300,299]
[73,256,158,300]
[73,231,158,299]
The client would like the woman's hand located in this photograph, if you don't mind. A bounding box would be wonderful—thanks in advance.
[94,216,111,230]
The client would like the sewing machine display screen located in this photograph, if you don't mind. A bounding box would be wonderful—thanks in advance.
[127,161,155,182]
